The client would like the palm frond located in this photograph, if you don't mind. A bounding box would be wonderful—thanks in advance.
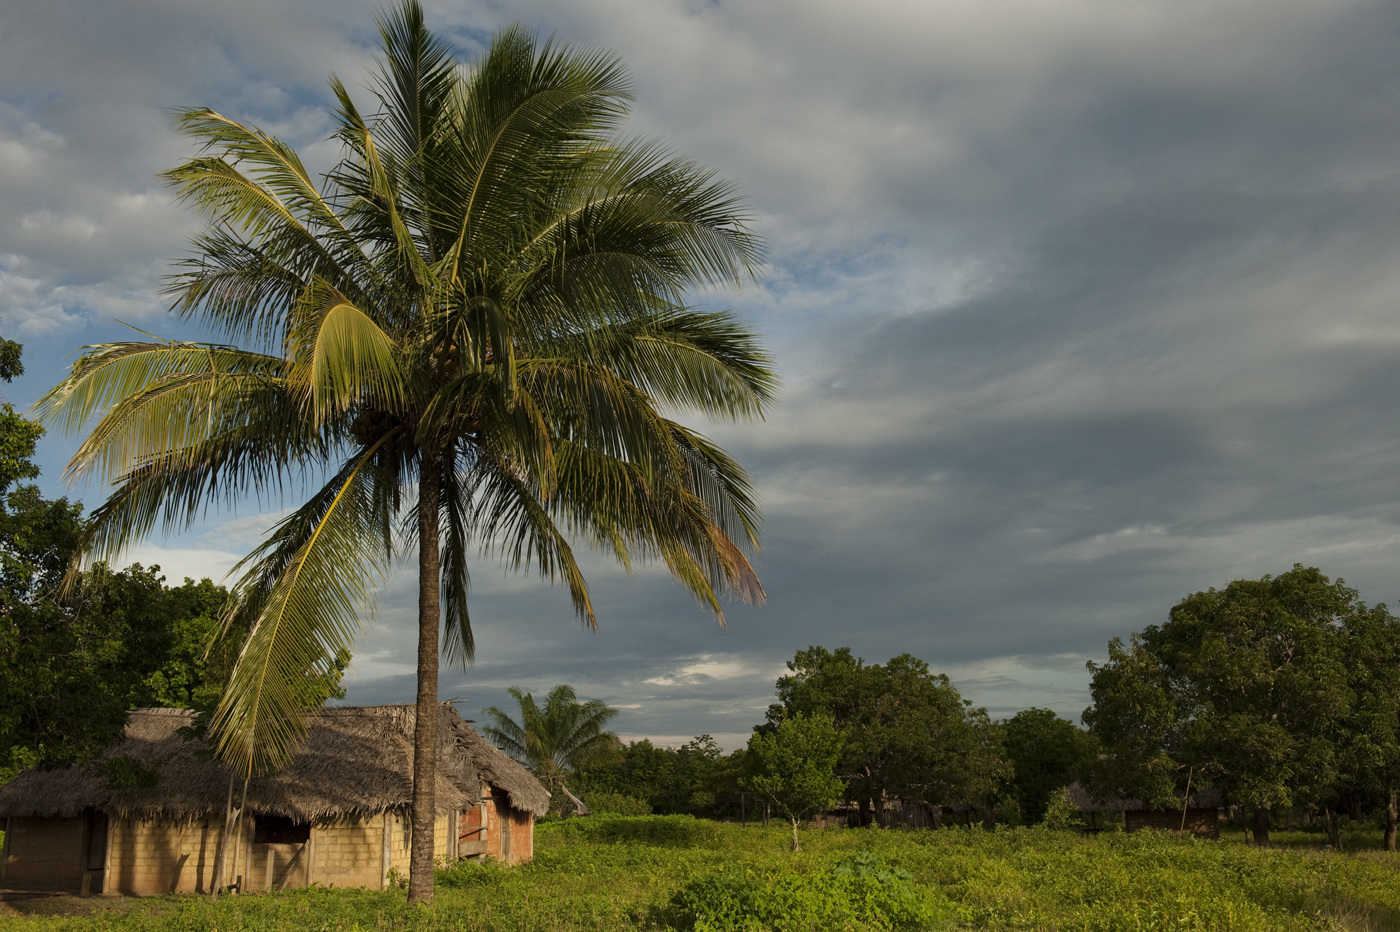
[285,279,404,423]
[440,444,474,668]
[213,437,397,776]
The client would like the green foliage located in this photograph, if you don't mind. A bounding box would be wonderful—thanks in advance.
[670,857,935,932]
[482,684,619,800]
[575,735,744,818]
[11,818,1400,930]
[0,559,248,776]
[586,790,653,816]
[1003,708,1095,824]
[0,330,23,384]
[1084,566,1370,829]
[541,813,728,849]
[1039,787,1081,831]
[743,712,844,850]
[0,406,42,496]
[771,647,1007,823]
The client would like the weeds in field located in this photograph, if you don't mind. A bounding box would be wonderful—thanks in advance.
[5,818,1400,931]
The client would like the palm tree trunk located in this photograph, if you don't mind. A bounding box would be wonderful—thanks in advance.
[408,448,442,905]
[209,774,235,900]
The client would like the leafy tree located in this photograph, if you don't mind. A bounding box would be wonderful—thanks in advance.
[482,684,618,801]
[1335,601,1400,850]
[770,647,995,824]
[574,734,744,818]
[1084,565,1356,846]
[39,2,773,902]
[964,709,1016,828]
[1003,708,1095,824]
[742,712,844,851]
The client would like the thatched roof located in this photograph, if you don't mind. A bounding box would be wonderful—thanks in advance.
[1065,781,1222,812]
[0,704,549,822]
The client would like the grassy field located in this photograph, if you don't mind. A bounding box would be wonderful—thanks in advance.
[3,816,1400,931]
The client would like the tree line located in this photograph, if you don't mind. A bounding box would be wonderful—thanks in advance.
[488,649,1093,838]
[493,564,1400,851]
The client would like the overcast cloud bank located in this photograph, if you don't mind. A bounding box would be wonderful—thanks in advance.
[4,0,1400,747]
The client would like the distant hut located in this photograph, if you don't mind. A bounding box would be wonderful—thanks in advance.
[1066,782,1222,839]
[0,704,549,895]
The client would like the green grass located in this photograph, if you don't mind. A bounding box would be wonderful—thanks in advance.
[4,817,1400,931]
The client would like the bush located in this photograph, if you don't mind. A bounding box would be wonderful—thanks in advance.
[543,813,726,848]
[587,790,653,816]
[670,852,939,931]
[435,854,510,888]
[1040,786,1081,830]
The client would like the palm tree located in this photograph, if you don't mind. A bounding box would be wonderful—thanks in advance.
[482,685,619,799]
[37,1,775,903]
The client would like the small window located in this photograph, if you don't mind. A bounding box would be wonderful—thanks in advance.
[253,815,310,844]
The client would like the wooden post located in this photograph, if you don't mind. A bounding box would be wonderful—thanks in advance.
[1179,767,1194,834]
[264,848,275,891]
[0,816,10,883]
[77,809,93,896]
[381,811,392,889]
[304,827,314,889]
[101,813,113,896]
[501,808,512,865]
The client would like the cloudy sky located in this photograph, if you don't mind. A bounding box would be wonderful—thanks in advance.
[4,0,1400,749]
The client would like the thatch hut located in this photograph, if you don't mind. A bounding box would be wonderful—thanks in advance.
[1066,782,1222,838]
[0,704,548,895]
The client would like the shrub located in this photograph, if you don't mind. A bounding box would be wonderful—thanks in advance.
[542,813,726,848]
[435,854,510,888]
[587,790,653,816]
[1041,786,1081,830]
[670,852,939,931]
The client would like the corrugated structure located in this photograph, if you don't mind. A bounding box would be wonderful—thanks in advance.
[0,704,548,895]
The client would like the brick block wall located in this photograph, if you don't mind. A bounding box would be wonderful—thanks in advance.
[107,818,221,896]
[311,815,382,889]
[1,817,83,888]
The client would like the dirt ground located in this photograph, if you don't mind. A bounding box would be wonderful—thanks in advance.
[0,890,161,920]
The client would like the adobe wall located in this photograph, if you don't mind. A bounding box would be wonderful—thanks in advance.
[107,817,221,895]
[309,814,381,889]
[6,804,525,895]
[0,816,84,889]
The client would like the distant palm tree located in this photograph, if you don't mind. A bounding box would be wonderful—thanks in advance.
[37,0,774,904]
[483,685,619,796]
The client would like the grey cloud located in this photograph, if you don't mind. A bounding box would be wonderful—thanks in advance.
[7,0,1400,742]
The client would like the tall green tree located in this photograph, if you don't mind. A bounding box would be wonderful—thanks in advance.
[1335,602,1400,850]
[39,2,773,902]
[1002,708,1095,825]
[574,734,742,817]
[770,647,994,824]
[482,684,618,800]
[1084,565,1355,846]
[742,712,844,851]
